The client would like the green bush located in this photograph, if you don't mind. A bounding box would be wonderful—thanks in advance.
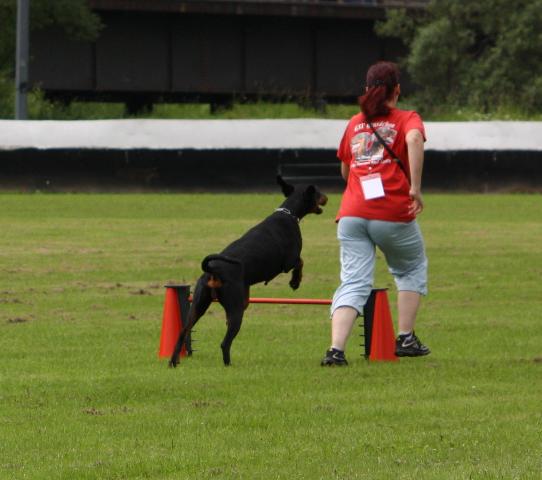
[0,72,14,117]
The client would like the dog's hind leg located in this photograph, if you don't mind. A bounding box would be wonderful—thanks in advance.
[217,283,246,366]
[221,309,244,366]
[169,275,212,368]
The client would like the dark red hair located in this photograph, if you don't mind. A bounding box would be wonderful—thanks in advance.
[358,61,400,120]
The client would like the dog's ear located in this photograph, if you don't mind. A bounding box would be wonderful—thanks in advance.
[303,185,316,204]
[277,175,295,197]
[304,185,325,214]
[304,185,316,197]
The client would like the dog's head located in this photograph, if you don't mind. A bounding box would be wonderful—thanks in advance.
[277,175,328,218]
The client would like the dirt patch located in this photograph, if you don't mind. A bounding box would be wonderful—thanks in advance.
[131,289,152,296]
[111,406,132,414]
[83,407,104,416]
[0,298,22,304]
[192,400,225,409]
[7,317,28,324]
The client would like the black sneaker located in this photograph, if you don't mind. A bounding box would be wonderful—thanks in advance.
[395,332,430,357]
[320,348,348,366]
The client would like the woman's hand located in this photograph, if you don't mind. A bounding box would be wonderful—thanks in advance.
[406,129,425,216]
[409,188,424,216]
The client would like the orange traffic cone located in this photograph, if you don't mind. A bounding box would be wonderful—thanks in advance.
[361,289,398,361]
[158,284,190,358]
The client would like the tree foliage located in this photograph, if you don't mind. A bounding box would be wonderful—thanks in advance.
[376,0,542,115]
[0,0,101,75]
[0,0,101,117]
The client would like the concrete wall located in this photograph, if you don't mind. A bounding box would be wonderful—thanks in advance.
[1,120,541,192]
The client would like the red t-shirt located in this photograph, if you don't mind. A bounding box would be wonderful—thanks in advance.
[336,108,426,223]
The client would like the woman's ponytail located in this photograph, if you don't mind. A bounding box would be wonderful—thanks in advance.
[358,62,400,120]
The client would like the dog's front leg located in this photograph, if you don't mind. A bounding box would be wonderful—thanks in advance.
[289,258,303,290]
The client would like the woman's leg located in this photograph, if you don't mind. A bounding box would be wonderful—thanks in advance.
[397,290,421,334]
[330,306,359,352]
[328,217,376,352]
[369,220,430,355]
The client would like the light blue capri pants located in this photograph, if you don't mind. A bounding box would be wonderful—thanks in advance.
[331,216,428,316]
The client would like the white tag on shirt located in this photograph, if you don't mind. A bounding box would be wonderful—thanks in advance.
[360,173,385,200]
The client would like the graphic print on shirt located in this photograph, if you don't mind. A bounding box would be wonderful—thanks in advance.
[350,122,397,167]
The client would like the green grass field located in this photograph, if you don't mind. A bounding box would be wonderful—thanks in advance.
[1,193,541,479]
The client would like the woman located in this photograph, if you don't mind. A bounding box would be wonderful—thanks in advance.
[321,61,430,366]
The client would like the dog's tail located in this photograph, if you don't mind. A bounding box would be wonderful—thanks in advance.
[201,254,243,287]
[202,254,241,273]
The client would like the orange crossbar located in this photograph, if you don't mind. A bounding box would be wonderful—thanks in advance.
[188,295,331,305]
[248,297,331,305]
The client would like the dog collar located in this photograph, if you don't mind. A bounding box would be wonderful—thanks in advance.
[275,207,299,223]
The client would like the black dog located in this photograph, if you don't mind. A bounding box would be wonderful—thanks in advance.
[169,176,328,367]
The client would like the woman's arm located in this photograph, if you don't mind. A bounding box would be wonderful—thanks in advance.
[341,161,350,181]
[406,128,425,215]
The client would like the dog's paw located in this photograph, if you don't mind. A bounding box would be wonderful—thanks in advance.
[168,359,179,368]
[289,279,300,290]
